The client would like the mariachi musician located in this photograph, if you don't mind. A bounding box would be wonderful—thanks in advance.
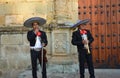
[71,19,95,78]
[24,17,48,78]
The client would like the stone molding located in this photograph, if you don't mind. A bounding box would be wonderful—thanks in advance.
[0,27,30,34]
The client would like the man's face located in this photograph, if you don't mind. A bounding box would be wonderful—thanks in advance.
[32,22,39,29]
[78,24,86,29]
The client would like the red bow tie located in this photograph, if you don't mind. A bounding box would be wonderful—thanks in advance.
[36,31,41,36]
[80,29,87,35]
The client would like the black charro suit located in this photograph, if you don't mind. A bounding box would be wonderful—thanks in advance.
[27,30,48,47]
[71,29,95,78]
[27,30,48,78]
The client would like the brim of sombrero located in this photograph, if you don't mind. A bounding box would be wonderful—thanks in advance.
[71,19,90,28]
[24,17,46,28]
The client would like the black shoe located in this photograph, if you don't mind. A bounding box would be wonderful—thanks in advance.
[80,75,84,78]
[90,75,95,78]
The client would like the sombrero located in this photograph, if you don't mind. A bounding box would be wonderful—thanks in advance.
[24,17,46,27]
[71,19,90,28]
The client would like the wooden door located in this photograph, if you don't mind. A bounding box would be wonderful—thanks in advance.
[78,0,120,68]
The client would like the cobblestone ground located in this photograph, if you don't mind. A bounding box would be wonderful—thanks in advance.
[18,72,79,78]
[17,69,120,78]
[1,69,120,78]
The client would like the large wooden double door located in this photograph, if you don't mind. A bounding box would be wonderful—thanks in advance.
[78,0,120,68]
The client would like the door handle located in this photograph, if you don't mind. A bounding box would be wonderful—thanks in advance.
[101,35,104,43]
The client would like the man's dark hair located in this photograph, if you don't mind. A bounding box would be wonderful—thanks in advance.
[32,22,40,26]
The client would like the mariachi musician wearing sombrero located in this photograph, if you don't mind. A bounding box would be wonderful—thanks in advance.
[24,17,48,78]
[71,19,95,78]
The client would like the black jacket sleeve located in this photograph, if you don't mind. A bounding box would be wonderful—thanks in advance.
[87,30,94,44]
[41,32,48,47]
[27,30,36,46]
[27,31,36,42]
[71,31,83,46]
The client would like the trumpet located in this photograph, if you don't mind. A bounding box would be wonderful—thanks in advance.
[84,43,90,54]
[82,34,90,54]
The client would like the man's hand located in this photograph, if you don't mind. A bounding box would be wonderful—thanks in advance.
[35,28,39,34]
[42,43,45,47]
[82,40,89,44]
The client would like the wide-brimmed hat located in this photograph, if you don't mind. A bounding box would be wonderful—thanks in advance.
[71,19,90,28]
[24,17,46,27]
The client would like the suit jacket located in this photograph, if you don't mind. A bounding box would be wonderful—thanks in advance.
[27,30,48,47]
[71,29,94,51]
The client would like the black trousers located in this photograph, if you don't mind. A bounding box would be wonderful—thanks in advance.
[30,50,47,78]
[78,49,95,78]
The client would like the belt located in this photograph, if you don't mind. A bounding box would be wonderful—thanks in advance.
[30,47,41,51]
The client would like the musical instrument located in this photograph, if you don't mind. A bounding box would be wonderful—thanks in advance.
[39,48,47,62]
[84,43,90,54]
[81,34,90,54]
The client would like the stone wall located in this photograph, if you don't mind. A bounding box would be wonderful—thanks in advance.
[0,0,78,76]
[0,0,78,27]
[0,27,30,73]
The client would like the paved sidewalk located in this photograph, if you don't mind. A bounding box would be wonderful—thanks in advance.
[17,69,120,78]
